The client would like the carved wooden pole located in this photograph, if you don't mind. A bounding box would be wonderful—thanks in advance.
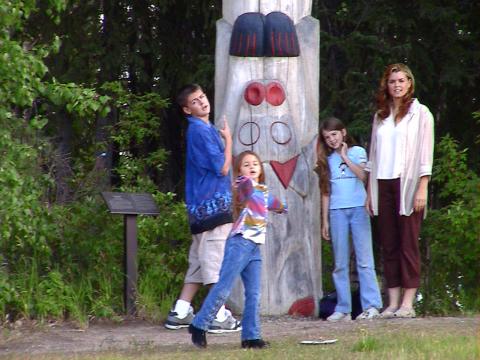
[215,0,321,315]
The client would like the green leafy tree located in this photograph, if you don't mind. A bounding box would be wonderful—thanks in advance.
[0,1,190,323]
[313,0,480,162]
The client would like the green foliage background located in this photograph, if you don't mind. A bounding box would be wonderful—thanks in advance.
[0,0,478,323]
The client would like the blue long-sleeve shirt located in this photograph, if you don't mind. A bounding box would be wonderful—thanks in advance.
[185,116,232,234]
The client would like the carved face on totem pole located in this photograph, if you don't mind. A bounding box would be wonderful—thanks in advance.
[215,0,321,315]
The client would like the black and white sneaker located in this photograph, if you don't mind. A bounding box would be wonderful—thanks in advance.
[164,307,195,330]
[208,313,242,334]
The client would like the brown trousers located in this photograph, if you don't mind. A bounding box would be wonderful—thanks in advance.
[377,179,423,289]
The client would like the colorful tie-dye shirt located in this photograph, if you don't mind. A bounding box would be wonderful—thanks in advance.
[230,176,287,244]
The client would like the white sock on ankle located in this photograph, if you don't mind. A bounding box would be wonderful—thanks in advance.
[173,299,191,318]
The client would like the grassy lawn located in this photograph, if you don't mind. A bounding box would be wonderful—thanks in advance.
[8,329,478,360]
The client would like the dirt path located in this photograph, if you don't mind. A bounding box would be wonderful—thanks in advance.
[0,315,478,357]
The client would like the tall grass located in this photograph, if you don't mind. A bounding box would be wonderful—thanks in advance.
[0,192,190,324]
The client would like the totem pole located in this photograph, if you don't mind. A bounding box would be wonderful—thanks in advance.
[215,1,322,315]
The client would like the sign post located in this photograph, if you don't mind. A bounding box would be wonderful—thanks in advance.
[101,192,159,315]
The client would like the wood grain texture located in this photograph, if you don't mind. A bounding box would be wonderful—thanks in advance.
[216,1,321,315]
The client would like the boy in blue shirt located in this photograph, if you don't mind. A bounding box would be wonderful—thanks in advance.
[164,84,240,333]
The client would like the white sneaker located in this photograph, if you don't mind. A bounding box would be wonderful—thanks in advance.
[326,312,352,322]
[356,308,380,320]
[208,313,242,333]
[213,307,231,323]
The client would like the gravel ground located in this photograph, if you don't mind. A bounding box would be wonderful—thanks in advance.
[0,315,478,357]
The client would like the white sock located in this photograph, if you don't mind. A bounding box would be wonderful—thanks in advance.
[215,305,228,322]
[173,299,191,318]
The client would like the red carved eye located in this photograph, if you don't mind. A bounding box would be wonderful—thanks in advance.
[265,82,285,106]
[244,82,265,106]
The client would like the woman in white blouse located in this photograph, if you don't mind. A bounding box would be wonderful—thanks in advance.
[365,63,434,318]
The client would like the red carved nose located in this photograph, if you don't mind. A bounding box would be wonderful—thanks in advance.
[244,82,265,106]
[265,82,285,106]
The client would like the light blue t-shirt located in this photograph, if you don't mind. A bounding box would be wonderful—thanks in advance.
[328,146,367,209]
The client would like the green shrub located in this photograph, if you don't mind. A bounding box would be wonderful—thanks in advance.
[0,1,192,323]
[419,134,480,314]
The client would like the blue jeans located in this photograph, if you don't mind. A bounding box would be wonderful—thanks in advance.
[192,233,262,341]
[329,206,382,313]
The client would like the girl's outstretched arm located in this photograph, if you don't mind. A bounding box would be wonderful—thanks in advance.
[267,194,288,213]
[235,176,254,203]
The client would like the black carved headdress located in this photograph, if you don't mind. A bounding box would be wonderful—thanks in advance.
[229,12,299,57]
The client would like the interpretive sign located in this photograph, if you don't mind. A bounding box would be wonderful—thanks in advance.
[101,192,159,215]
[101,192,159,315]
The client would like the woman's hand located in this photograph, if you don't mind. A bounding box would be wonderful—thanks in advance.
[321,222,331,241]
[365,183,374,217]
[414,183,427,212]
[414,176,430,212]
[365,196,374,217]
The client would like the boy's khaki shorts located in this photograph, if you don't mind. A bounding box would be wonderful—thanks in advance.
[184,223,232,285]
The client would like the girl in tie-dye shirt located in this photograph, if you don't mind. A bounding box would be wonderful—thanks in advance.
[190,150,287,349]
[230,161,287,245]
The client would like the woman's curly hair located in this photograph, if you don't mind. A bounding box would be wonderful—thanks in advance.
[375,63,415,121]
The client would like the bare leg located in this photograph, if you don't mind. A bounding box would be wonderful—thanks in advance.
[385,287,401,311]
[400,288,417,310]
[179,283,202,302]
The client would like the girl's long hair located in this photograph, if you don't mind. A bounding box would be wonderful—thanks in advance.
[317,117,356,195]
[375,63,415,121]
[232,150,265,220]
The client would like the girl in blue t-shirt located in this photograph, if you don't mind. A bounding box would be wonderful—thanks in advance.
[317,117,382,322]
